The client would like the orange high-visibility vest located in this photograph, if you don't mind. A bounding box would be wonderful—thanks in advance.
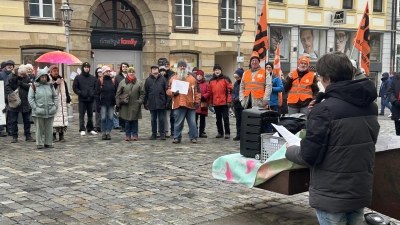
[242,68,266,99]
[288,70,314,104]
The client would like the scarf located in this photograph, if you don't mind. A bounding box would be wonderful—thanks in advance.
[127,75,135,83]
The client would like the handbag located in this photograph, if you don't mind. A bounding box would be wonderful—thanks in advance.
[8,87,21,108]
[119,93,129,104]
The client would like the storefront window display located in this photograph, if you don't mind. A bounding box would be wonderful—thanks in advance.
[370,33,382,62]
[169,53,198,72]
[334,30,359,60]
[22,49,61,75]
[269,26,290,60]
[298,28,327,60]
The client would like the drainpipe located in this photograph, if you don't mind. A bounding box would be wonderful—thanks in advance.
[391,0,397,72]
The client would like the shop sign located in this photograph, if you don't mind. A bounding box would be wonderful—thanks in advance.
[332,11,346,25]
[91,33,143,50]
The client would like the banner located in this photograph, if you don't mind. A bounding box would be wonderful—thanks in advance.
[273,43,283,106]
[253,0,268,66]
[353,2,370,76]
[0,81,5,125]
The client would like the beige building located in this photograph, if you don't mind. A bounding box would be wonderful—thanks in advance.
[0,0,261,83]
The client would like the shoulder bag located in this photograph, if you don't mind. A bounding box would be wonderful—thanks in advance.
[8,87,21,108]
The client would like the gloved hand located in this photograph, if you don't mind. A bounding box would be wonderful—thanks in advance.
[194,102,199,109]
[173,90,179,96]
[144,104,149,110]
[115,106,119,112]
[227,102,232,108]
[201,96,205,101]
[2,108,5,114]
[394,100,400,108]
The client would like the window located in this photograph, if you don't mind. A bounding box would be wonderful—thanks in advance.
[373,0,382,12]
[22,49,61,75]
[29,0,54,19]
[120,2,130,11]
[308,0,319,6]
[221,0,236,30]
[370,33,382,62]
[342,0,353,9]
[169,52,198,72]
[269,27,290,60]
[298,28,327,60]
[175,0,193,28]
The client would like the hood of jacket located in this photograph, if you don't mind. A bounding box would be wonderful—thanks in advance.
[325,78,377,107]
[81,62,91,77]
[381,72,389,80]
[35,69,50,83]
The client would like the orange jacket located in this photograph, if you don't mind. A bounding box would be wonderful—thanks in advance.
[166,74,201,110]
[242,68,266,98]
[287,70,314,104]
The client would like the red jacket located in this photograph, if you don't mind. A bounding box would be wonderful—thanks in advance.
[196,80,210,115]
[209,74,232,106]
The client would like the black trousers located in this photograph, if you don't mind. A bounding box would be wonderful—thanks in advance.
[170,109,175,132]
[78,101,94,132]
[395,120,400,136]
[269,105,281,117]
[234,107,243,137]
[214,105,230,135]
[196,113,206,133]
[9,111,31,139]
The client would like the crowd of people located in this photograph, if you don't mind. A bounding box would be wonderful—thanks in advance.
[1,51,400,149]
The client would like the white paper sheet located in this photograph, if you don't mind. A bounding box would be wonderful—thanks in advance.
[171,80,189,95]
[43,66,49,72]
[70,72,77,80]
[272,123,302,146]
[77,68,82,75]
[0,81,6,125]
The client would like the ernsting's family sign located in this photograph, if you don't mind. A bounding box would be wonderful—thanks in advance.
[91,33,143,50]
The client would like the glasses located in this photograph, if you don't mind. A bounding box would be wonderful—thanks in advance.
[335,33,347,42]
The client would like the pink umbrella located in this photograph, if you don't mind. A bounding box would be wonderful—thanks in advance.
[35,51,82,64]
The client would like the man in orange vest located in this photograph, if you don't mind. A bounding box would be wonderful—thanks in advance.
[284,56,319,116]
[239,51,272,109]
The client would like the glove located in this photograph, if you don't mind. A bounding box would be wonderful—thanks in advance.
[144,104,149,110]
[115,106,119,112]
[227,102,232,108]
[2,108,5,114]
[394,100,400,108]
[173,90,179,96]
[201,96,205,101]
[194,102,199,109]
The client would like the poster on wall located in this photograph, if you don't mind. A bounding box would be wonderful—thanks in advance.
[299,28,327,60]
[269,27,290,60]
[0,81,6,125]
[335,31,360,60]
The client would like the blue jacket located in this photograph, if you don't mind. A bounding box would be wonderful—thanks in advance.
[270,73,283,106]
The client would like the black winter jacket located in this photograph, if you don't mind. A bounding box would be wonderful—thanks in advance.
[286,78,380,213]
[5,74,32,113]
[387,74,400,120]
[72,73,97,102]
[115,73,125,93]
[144,74,168,110]
[232,80,243,109]
[95,75,116,108]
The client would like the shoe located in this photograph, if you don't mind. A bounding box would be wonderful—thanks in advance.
[11,138,18,143]
[149,134,157,140]
[106,134,111,140]
[90,131,98,135]
[53,133,58,142]
[172,139,181,144]
[379,113,384,115]
[125,136,131,141]
[59,133,65,142]
[114,127,120,130]
[44,144,54,148]
[216,134,223,138]
[224,134,230,139]
[165,132,170,138]
[160,134,166,140]
[156,133,161,137]
[120,128,125,132]
[26,137,36,142]
[132,136,138,141]
[233,136,240,141]
[80,131,86,136]
[191,139,197,144]
[0,131,7,137]
[199,132,207,138]
[37,145,43,149]
[388,113,392,118]
[102,133,107,140]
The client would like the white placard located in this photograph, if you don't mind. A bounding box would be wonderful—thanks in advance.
[0,81,6,125]
[77,68,82,75]
[70,71,77,80]
[271,123,302,146]
[171,80,189,95]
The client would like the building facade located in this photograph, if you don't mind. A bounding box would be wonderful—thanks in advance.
[264,0,393,87]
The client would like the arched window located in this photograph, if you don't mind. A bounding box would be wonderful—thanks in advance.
[91,0,142,33]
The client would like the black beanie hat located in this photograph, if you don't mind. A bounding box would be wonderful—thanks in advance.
[1,62,6,69]
[213,64,222,71]
[266,62,274,70]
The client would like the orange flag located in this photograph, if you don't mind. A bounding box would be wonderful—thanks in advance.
[353,2,370,76]
[273,43,283,106]
[253,0,268,64]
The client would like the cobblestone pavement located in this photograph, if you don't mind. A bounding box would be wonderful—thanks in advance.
[0,108,398,225]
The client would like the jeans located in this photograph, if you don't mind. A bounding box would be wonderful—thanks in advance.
[150,109,165,134]
[315,208,364,225]
[78,101,94,132]
[173,107,197,141]
[164,110,171,133]
[125,120,138,137]
[288,106,309,116]
[113,111,119,128]
[234,107,243,137]
[33,116,54,146]
[380,97,392,114]
[100,105,114,133]
[196,113,206,133]
[214,105,230,135]
[9,111,31,139]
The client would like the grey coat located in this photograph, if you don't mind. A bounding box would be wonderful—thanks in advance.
[115,77,145,121]
[28,74,58,118]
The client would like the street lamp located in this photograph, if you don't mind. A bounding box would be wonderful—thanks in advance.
[60,1,74,122]
[233,17,245,68]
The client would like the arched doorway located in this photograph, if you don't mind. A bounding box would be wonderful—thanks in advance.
[90,0,143,78]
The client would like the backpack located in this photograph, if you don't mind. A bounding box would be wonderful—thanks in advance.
[278,117,306,134]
